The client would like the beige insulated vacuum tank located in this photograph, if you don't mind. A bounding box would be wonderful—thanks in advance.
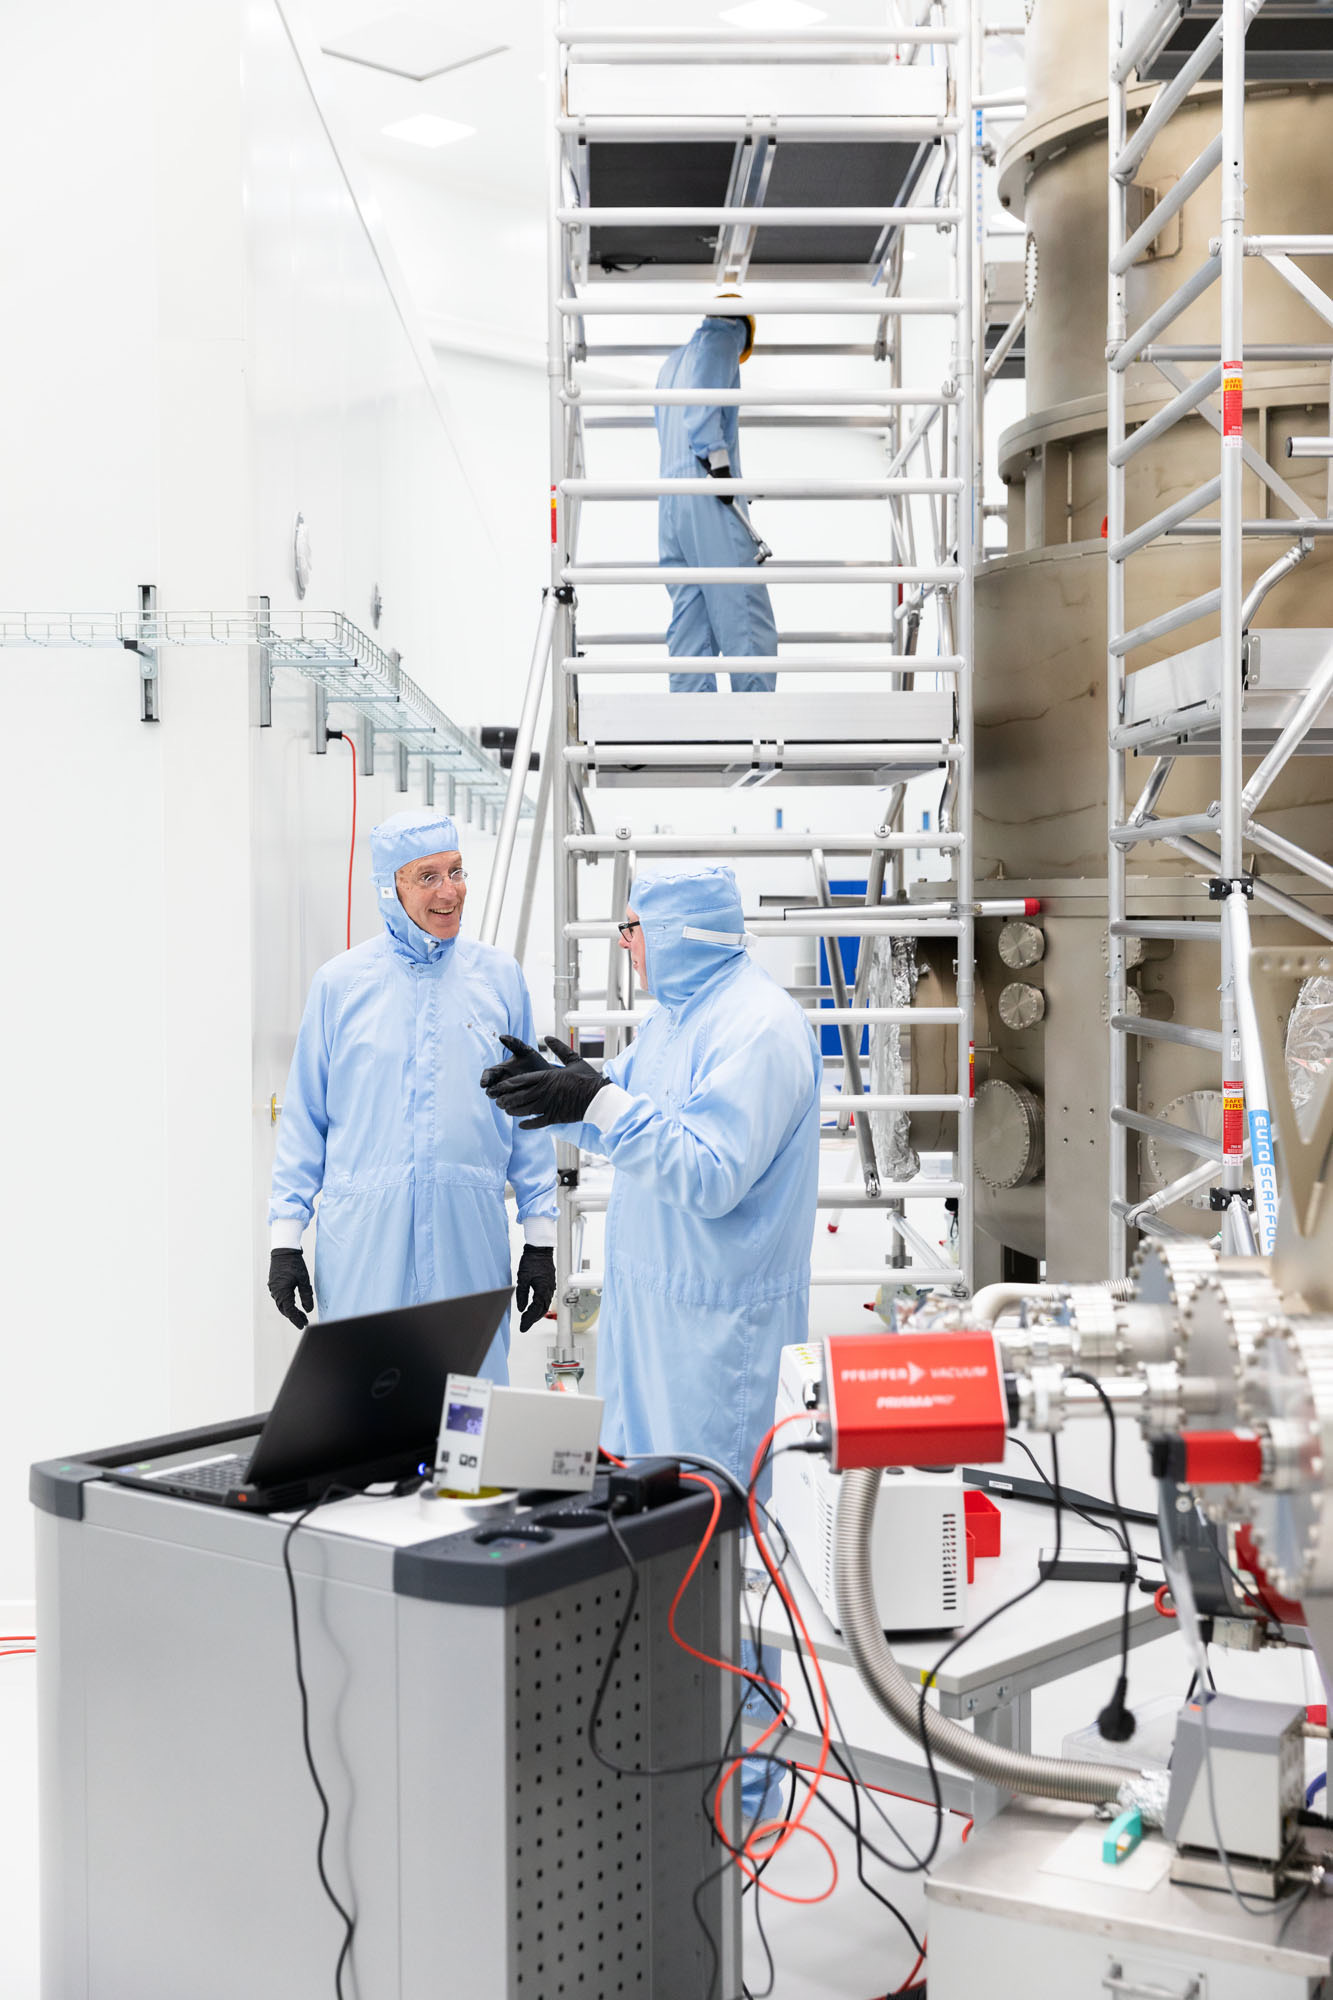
[967,0,1333,1277]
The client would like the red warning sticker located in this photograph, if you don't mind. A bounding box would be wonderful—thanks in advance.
[1223,1080,1245,1155]
[1222,363,1243,446]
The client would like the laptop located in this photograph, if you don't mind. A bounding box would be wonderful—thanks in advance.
[103,1290,511,1513]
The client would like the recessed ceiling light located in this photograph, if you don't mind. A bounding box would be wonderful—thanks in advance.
[721,0,826,27]
[381,114,476,150]
[323,14,509,84]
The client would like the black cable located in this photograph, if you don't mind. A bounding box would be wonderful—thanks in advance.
[587,1498,789,1788]
[910,1433,1067,1874]
[679,1445,928,1997]
[678,1448,932,1874]
[584,1487,794,1999]
[784,1763,926,1958]
[1065,1372,1137,1743]
[600,1448,931,1995]
[739,1763,798,2000]
[736,1446,938,1982]
[1005,1435,1154,1561]
[1209,1535,1271,1617]
[281,1482,363,2000]
[736,1505,932,1906]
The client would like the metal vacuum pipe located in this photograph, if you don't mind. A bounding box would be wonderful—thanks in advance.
[834,1470,1149,1810]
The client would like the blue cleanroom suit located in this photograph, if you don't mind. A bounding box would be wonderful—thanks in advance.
[558,867,819,1824]
[655,318,778,692]
[556,867,821,1485]
[268,810,558,1380]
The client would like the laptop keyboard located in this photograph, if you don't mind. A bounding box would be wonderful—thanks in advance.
[164,1455,250,1492]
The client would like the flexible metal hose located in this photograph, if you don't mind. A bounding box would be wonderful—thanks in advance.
[833,1468,1129,1807]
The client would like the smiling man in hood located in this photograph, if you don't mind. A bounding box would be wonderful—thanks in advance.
[266,809,558,1377]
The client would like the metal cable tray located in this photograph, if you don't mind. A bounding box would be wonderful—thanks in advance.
[0,605,522,803]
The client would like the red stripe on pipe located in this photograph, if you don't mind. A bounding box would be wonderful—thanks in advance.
[1183,1430,1264,1486]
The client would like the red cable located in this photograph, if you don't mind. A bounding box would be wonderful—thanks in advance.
[785,1759,971,1817]
[1154,1583,1177,1619]
[702,1411,839,1903]
[602,1438,839,1902]
[0,1649,35,1658]
[893,1945,927,1993]
[338,731,357,951]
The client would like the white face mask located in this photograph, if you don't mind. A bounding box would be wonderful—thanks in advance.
[681,926,749,947]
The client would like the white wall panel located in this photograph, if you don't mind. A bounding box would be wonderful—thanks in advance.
[0,0,512,1601]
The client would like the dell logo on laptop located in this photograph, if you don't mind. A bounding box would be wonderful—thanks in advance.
[371,1367,402,1399]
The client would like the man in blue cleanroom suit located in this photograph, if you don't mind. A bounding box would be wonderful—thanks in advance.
[656,311,778,692]
[482,868,819,1820]
[266,809,558,1382]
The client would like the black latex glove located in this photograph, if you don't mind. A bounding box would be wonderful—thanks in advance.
[480,1034,551,1095]
[487,1035,607,1130]
[700,455,735,506]
[515,1244,556,1331]
[268,1247,313,1330]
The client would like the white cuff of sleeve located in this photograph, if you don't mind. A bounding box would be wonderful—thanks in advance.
[582,1082,633,1134]
[270,1219,306,1251]
[522,1216,558,1248]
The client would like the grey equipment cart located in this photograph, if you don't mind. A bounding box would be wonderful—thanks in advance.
[32,1421,743,2000]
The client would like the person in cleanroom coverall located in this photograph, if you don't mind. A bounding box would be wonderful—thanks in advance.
[655,314,778,691]
[481,867,819,1821]
[266,809,558,1382]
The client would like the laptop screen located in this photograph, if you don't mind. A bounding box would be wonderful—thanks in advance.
[245,1289,510,1493]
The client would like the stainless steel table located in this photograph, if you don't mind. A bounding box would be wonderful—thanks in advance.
[927,1797,1332,2000]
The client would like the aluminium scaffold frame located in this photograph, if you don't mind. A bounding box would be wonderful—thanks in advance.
[1106,0,1333,1274]
[485,0,986,1381]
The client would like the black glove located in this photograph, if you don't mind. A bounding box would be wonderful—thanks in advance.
[515,1245,556,1331]
[268,1247,314,1330]
[480,1034,551,1095]
[700,453,735,507]
[485,1035,607,1130]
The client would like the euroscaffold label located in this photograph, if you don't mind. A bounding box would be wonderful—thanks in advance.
[1249,1105,1279,1255]
[1222,363,1243,444]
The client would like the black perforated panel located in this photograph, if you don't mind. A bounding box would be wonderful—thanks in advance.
[506,1541,734,1999]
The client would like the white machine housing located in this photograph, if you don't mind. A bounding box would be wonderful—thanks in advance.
[434,1378,604,1496]
[772,1344,968,1632]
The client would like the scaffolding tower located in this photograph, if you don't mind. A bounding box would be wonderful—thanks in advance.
[1106,0,1333,1274]
[502,2,986,1379]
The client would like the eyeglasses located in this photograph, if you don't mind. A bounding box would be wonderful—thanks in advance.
[414,868,468,889]
[617,920,641,941]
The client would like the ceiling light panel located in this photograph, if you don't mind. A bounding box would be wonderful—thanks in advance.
[381,113,476,148]
[323,11,509,83]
